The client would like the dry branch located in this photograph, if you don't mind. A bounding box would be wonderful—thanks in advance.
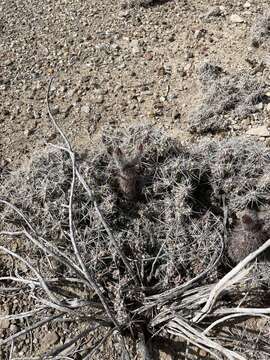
[0,246,59,304]
[43,324,101,359]
[167,316,245,360]
[193,238,270,323]
[47,78,136,285]
[0,313,63,347]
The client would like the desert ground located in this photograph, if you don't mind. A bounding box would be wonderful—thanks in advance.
[1,0,270,359]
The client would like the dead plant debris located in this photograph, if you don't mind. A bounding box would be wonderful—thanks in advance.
[1,122,270,359]
[188,63,267,134]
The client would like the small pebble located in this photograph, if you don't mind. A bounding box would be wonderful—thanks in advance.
[95,95,104,104]
[206,6,222,18]
[230,14,244,23]
[81,105,91,114]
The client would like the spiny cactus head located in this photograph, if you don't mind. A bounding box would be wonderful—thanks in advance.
[240,210,260,232]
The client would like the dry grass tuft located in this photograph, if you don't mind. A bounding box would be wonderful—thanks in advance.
[188,64,267,134]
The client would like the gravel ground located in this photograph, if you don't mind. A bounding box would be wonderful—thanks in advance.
[1,0,270,168]
[1,0,270,359]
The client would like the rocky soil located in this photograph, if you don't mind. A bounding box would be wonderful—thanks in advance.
[1,0,270,359]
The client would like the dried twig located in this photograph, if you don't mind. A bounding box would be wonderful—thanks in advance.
[167,316,245,360]
[80,327,115,360]
[0,307,46,321]
[137,237,223,315]
[203,312,270,335]
[193,238,270,323]
[47,78,136,283]
[0,313,62,347]
[49,142,137,284]
[46,77,138,328]
[0,246,59,304]
[42,324,101,359]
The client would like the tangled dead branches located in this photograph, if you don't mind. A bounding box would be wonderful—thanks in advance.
[1,78,270,359]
